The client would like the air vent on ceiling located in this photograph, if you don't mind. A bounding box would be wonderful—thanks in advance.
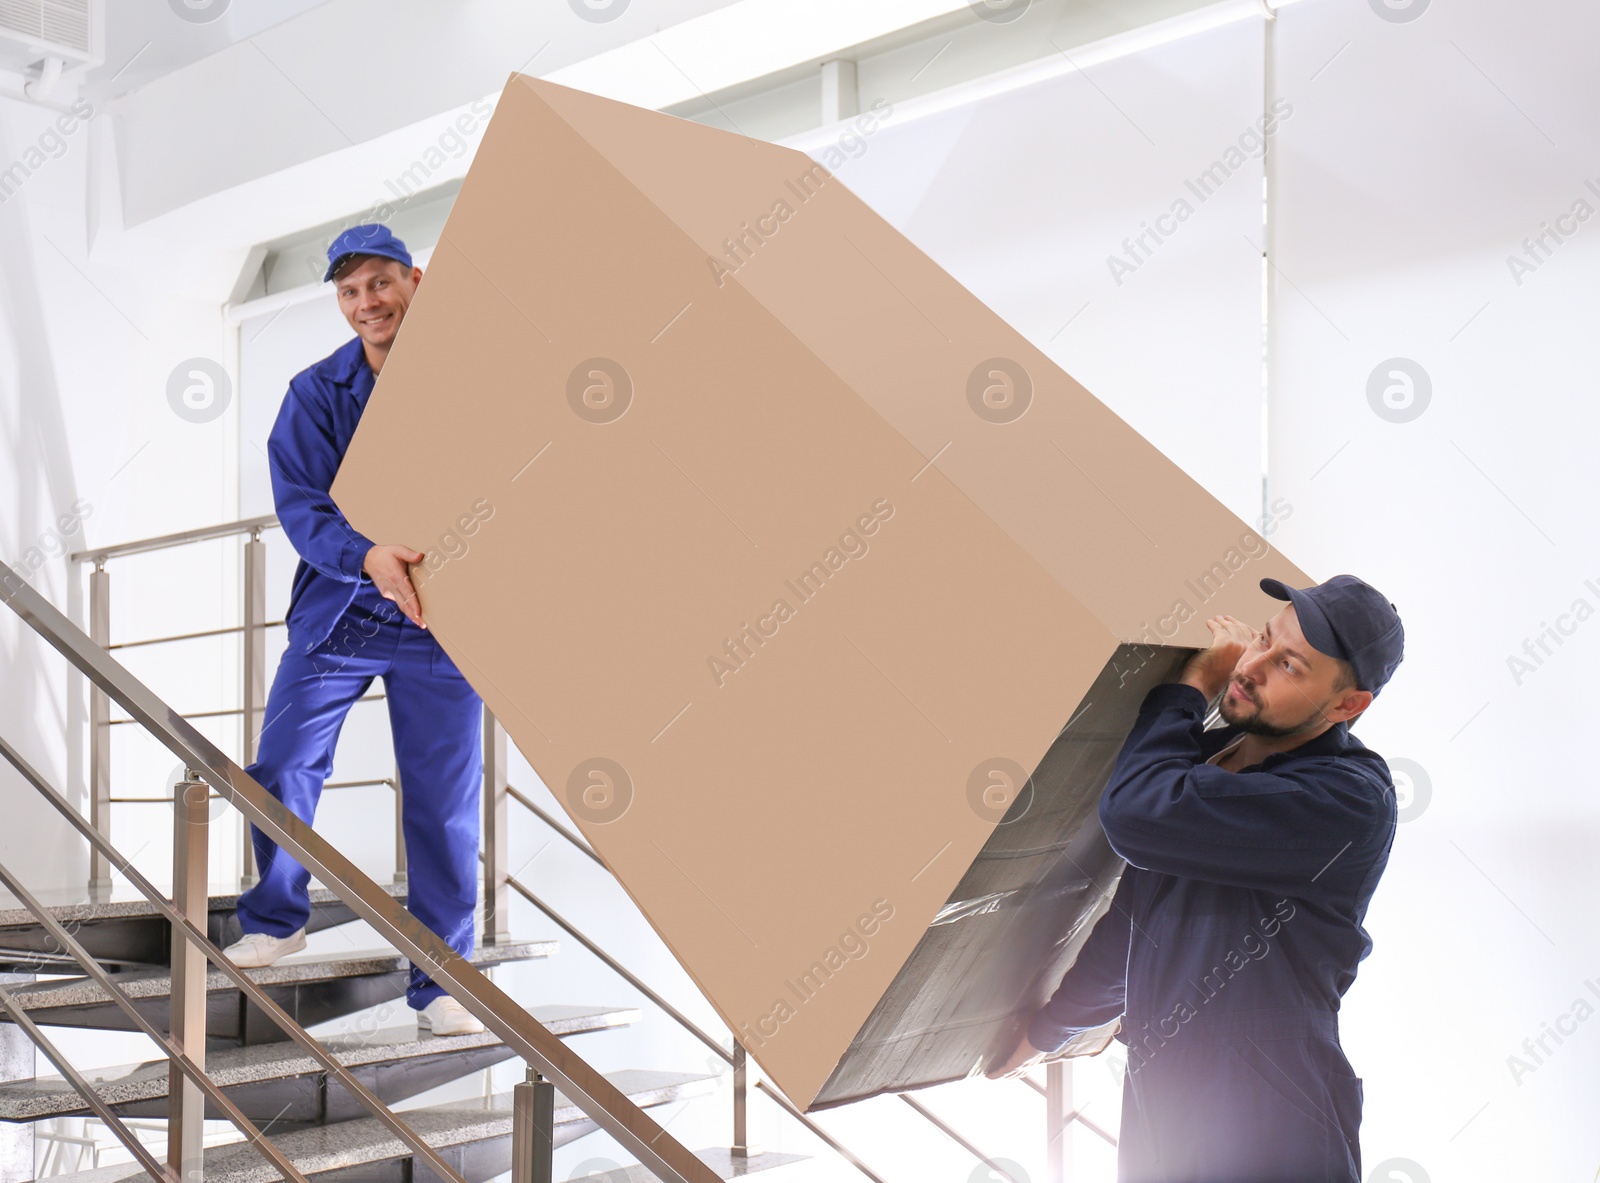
[0,0,101,68]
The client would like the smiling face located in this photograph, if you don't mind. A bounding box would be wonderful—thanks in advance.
[333,255,421,355]
[1219,604,1370,738]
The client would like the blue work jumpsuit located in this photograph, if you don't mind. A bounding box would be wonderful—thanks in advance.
[234,335,484,1010]
[1029,682,1397,1182]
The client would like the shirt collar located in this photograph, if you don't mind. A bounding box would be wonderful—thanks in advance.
[326,335,372,390]
[1202,717,1352,770]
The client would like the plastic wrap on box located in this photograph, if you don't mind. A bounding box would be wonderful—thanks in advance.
[811,645,1191,1107]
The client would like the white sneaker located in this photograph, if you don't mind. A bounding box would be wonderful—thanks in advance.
[418,995,485,1036]
[221,928,306,968]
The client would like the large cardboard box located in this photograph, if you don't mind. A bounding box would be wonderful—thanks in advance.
[331,74,1313,1111]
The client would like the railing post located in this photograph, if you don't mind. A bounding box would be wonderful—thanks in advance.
[0,976,35,1183]
[482,710,509,945]
[392,766,407,885]
[88,562,112,895]
[731,1040,751,1159]
[170,771,209,1182]
[240,530,266,887]
[1045,1059,1070,1183]
[511,1065,554,1183]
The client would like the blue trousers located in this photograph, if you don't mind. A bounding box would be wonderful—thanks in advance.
[235,589,483,1009]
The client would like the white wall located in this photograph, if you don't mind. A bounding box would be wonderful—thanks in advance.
[0,90,235,900]
[1269,0,1600,1178]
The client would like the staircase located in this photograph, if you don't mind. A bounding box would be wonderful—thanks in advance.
[0,886,408,976]
[13,1070,720,1183]
[0,937,552,1050]
[0,520,1059,1182]
[0,886,802,1182]
[0,550,829,1183]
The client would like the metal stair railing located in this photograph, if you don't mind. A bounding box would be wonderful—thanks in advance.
[0,811,315,1183]
[1020,1070,1117,1147]
[65,510,902,1179]
[62,513,1102,1181]
[72,514,282,892]
[499,785,1050,1183]
[68,514,419,893]
[0,557,722,1183]
[495,861,913,1183]
[0,751,466,1183]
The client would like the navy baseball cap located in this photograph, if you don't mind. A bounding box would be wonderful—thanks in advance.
[1259,574,1405,698]
[324,224,413,283]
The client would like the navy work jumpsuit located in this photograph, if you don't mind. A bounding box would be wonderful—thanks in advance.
[1029,682,1397,1182]
[235,335,484,1010]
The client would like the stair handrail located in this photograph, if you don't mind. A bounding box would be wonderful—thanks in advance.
[69,512,409,895]
[0,840,317,1183]
[501,783,1039,1183]
[0,558,721,1183]
[69,513,280,565]
[58,514,1084,1178]
[0,736,496,1183]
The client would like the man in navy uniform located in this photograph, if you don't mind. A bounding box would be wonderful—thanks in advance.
[222,225,487,1036]
[990,574,1405,1182]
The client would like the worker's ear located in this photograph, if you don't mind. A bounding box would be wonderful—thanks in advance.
[1334,688,1372,725]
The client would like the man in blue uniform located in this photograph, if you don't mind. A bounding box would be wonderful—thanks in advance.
[989,574,1405,1182]
[222,225,486,1036]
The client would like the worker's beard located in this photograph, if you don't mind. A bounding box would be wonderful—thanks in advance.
[1220,683,1328,738]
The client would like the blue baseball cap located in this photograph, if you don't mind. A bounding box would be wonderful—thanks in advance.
[324,223,413,283]
[1259,574,1405,698]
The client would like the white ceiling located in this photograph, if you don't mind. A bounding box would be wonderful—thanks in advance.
[87,0,343,102]
[59,0,1227,305]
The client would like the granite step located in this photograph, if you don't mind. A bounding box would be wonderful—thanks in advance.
[0,883,408,972]
[37,1070,719,1183]
[0,940,554,1047]
[0,1004,640,1126]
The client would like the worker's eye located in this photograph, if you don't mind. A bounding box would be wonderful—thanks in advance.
[1281,659,1296,674]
